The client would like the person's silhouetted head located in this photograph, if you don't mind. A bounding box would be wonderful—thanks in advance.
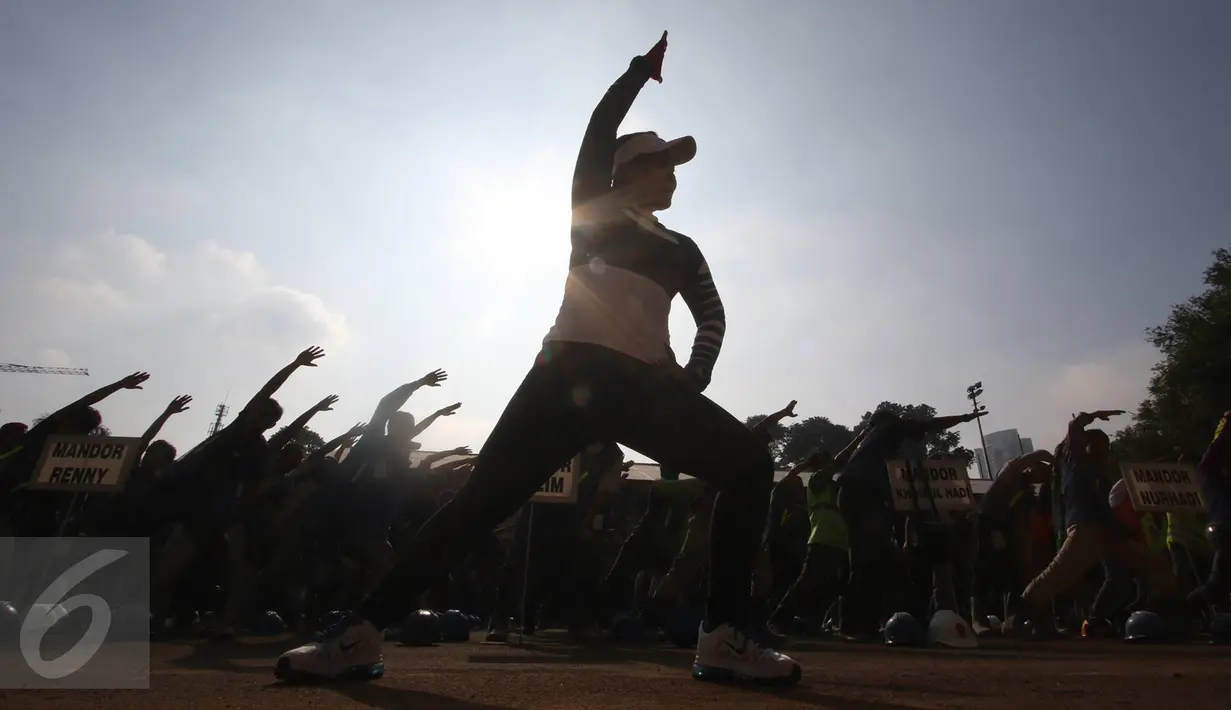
[612,131,696,213]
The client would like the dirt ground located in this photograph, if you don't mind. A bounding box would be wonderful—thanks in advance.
[4,632,1230,710]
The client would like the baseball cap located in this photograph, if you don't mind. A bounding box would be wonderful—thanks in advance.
[612,131,696,176]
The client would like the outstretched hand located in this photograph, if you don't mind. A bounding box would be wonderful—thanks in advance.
[964,410,989,422]
[645,31,668,83]
[295,346,326,367]
[418,369,448,388]
[315,394,340,412]
[1093,409,1126,421]
[119,372,150,390]
[782,400,799,418]
[437,402,462,417]
[346,422,367,438]
[165,395,193,415]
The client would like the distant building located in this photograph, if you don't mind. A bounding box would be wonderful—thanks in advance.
[973,429,1033,479]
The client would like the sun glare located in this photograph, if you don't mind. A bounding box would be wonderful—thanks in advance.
[459,179,572,279]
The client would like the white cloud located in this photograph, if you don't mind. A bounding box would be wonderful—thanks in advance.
[36,349,72,367]
[37,276,130,311]
[201,240,266,283]
[101,230,166,279]
[78,172,211,222]
[1039,341,1158,429]
[1,230,350,450]
[949,340,1160,457]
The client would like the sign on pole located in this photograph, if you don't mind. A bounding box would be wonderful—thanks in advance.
[1119,462,1205,513]
[531,455,581,504]
[886,459,974,513]
[28,436,142,493]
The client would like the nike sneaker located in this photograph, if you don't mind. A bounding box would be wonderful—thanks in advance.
[274,613,384,683]
[692,622,801,685]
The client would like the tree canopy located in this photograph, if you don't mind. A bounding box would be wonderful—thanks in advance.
[31,413,110,437]
[745,402,974,468]
[276,425,326,453]
[1115,248,1231,461]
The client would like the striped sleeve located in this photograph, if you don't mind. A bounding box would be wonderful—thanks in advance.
[678,241,726,390]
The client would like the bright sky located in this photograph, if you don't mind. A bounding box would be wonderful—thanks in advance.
[2,1,1228,466]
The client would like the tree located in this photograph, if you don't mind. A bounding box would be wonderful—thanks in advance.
[276,425,326,454]
[778,416,856,467]
[1115,249,1231,461]
[748,408,856,465]
[30,414,111,437]
[856,401,975,466]
[743,414,855,467]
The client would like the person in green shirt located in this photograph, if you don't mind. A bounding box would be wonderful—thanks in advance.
[767,427,868,636]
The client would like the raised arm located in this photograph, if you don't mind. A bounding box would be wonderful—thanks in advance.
[46,371,149,424]
[367,370,448,435]
[1066,409,1125,451]
[1200,410,1230,472]
[750,400,799,436]
[408,403,462,441]
[428,457,476,475]
[571,33,667,214]
[924,411,986,433]
[243,346,326,415]
[305,422,366,466]
[269,394,338,451]
[678,239,726,391]
[997,449,1055,480]
[421,446,471,468]
[137,395,192,453]
[833,425,871,469]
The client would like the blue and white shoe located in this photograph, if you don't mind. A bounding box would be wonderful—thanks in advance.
[692,622,801,686]
[274,614,385,683]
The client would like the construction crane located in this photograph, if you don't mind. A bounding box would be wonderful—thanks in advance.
[0,363,89,376]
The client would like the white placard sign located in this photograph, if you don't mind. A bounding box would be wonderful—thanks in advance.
[887,459,974,512]
[531,455,581,504]
[29,436,142,492]
[1119,462,1205,513]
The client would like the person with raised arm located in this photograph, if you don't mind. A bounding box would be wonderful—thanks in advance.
[1003,410,1183,637]
[0,371,150,535]
[1185,411,1231,617]
[969,448,1055,634]
[835,406,986,637]
[274,33,799,687]
[768,426,868,637]
[150,347,327,627]
[332,372,457,596]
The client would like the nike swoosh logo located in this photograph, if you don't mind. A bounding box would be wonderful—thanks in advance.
[723,639,747,656]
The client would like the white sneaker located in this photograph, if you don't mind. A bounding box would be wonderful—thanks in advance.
[274,615,385,682]
[693,622,802,685]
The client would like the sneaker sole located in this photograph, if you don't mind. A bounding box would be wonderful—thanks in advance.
[273,656,385,684]
[691,662,802,687]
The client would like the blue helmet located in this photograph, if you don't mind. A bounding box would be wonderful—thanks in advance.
[1123,610,1167,643]
[884,612,925,646]
[1210,614,1231,644]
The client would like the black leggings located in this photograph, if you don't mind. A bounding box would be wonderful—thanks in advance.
[360,342,775,631]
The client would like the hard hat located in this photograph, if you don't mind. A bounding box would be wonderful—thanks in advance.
[884,612,924,646]
[1123,610,1167,643]
[928,610,978,649]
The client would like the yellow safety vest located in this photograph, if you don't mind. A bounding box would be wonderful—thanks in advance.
[806,476,848,551]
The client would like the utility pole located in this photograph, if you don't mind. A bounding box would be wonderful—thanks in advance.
[966,381,991,479]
